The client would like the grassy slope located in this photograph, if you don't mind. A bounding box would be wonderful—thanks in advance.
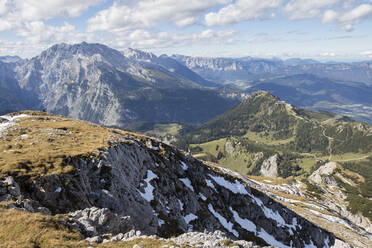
[181,92,372,178]
[0,111,182,247]
[0,207,176,248]
[0,111,149,180]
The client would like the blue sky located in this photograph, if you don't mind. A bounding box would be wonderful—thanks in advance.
[0,0,372,61]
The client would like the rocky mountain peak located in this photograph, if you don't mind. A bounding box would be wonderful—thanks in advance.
[122,47,157,62]
[37,42,130,70]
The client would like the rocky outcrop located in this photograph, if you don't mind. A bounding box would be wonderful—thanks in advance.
[309,162,338,186]
[0,134,338,248]
[85,229,273,247]
[260,154,280,178]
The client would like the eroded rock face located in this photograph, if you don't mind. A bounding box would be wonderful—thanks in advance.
[68,207,134,237]
[309,162,338,186]
[260,154,280,178]
[1,136,337,247]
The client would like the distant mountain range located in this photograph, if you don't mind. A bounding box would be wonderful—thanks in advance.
[0,42,371,125]
[0,42,237,126]
[172,54,372,85]
[171,55,372,123]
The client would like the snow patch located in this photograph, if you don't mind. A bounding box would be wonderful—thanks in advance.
[180,178,194,192]
[209,174,249,195]
[208,204,238,237]
[158,219,165,227]
[184,213,198,224]
[258,228,291,248]
[139,170,158,202]
[205,179,216,191]
[178,199,184,211]
[248,193,288,228]
[199,193,207,201]
[308,209,353,230]
[230,207,256,233]
[180,161,188,170]
[220,167,241,177]
[0,114,29,137]
[184,213,198,232]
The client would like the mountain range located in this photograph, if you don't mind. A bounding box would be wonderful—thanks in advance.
[0,43,237,127]
[0,42,372,125]
[1,42,372,247]
[172,54,372,85]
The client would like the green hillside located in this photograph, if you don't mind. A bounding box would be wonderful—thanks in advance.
[179,91,372,178]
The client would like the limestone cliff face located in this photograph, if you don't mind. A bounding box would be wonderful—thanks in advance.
[5,42,236,127]
[260,154,280,178]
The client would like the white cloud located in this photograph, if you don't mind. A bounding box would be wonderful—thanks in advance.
[361,51,372,58]
[322,4,372,31]
[0,0,99,52]
[204,0,281,26]
[110,28,238,49]
[16,21,84,44]
[14,0,103,21]
[87,0,231,32]
[0,0,103,32]
[0,1,10,16]
[284,0,341,20]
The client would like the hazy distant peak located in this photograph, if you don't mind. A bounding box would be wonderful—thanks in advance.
[0,55,23,64]
[122,47,157,61]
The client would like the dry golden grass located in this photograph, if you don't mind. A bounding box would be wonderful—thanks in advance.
[0,111,145,179]
[98,238,177,248]
[0,208,83,248]
[0,112,179,247]
[0,207,178,248]
[246,175,296,185]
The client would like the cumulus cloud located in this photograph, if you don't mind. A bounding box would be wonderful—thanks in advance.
[204,0,282,26]
[284,0,341,20]
[111,28,238,49]
[322,4,372,31]
[87,0,231,32]
[14,0,103,20]
[0,0,100,50]
[15,21,91,45]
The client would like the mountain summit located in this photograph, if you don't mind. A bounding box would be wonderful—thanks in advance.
[0,42,237,126]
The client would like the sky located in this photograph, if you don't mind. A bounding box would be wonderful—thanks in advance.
[0,0,372,61]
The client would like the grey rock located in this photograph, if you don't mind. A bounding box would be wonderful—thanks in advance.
[132,245,143,248]
[260,154,279,178]
[4,176,21,196]
[0,194,13,202]
[0,117,7,123]
[85,236,102,243]
[16,199,34,212]
[110,233,124,241]
[8,135,338,247]
[68,207,133,237]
